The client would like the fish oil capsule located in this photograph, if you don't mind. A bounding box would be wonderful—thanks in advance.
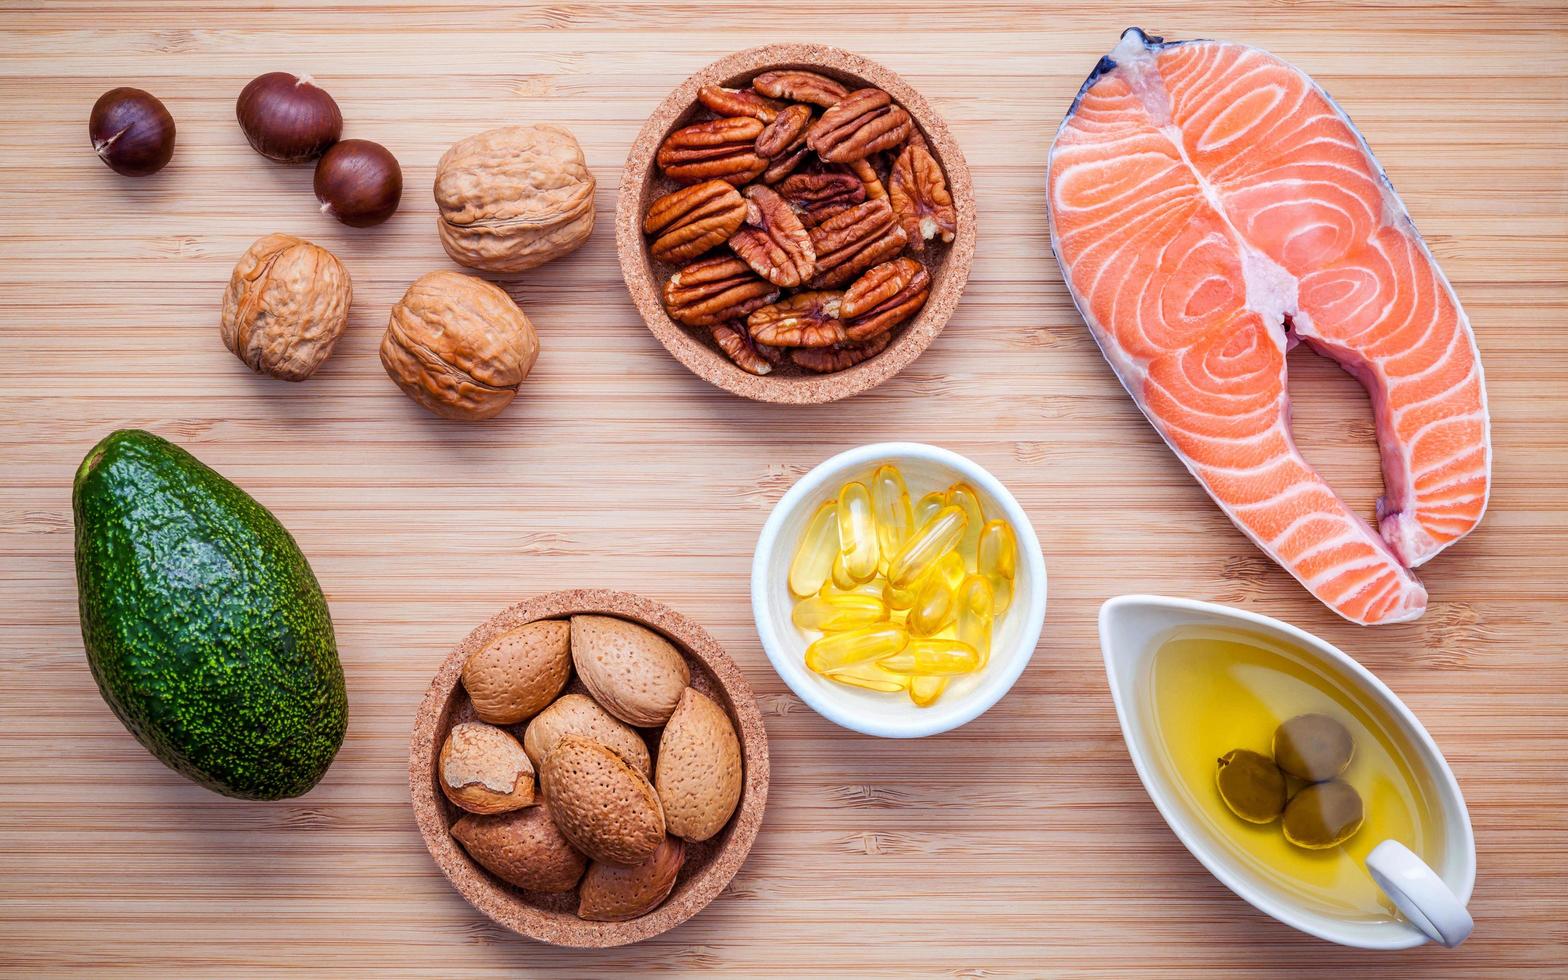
[909,674,946,707]
[830,552,860,591]
[878,637,980,676]
[826,661,911,693]
[805,623,909,674]
[977,519,1017,614]
[884,577,919,611]
[945,482,986,571]
[871,464,914,564]
[792,593,888,632]
[789,500,839,598]
[908,574,956,637]
[913,490,945,529]
[956,574,995,668]
[935,551,965,591]
[820,578,883,600]
[887,505,967,589]
[836,481,879,583]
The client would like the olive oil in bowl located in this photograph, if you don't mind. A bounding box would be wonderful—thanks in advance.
[1146,626,1444,922]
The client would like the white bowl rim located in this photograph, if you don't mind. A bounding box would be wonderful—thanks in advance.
[1098,593,1477,950]
[751,442,1047,738]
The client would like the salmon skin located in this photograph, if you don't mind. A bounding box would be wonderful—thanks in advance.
[1047,29,1490,625]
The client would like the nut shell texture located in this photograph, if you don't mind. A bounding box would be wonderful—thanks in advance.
[523,693,650,776]
[655,688,743,842]
[451,802,587,893]
[570,615,690,727]
[578,836,685,922]
[439,722,536,814]
[219,233,352,382]
[541,734,665,866]
[461,620,570,725]
[435,124,596,274]
[380,270,540,421]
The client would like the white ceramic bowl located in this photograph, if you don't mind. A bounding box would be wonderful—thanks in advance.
[1100,594,1476,950]
[752,443,1046,737]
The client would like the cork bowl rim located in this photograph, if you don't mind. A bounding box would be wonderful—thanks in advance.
[616,43,977,404]
[409,589,770,948]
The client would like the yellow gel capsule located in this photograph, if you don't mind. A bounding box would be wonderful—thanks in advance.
[909,674,947,707]
[956,574,995,668]
[820,578,883,600]
[830,552,859,591]
[792,593,887,632]
[883,577,919,611]
[871,464,914,564]
[977,519,1017,613]
[935,551,965,591]
[878,637,980,676]
[826,661,911,693]
[945,482,986,572]
[789,500,839,598]
[887,505,967,589]
[913,490,945,529]
[908,574,956,637]
[804,624,909,674]
[836,481,879,583]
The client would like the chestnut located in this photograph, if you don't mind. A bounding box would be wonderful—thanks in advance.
[236,72,342,163]
[89,87,175,177]
[314,139,402,227]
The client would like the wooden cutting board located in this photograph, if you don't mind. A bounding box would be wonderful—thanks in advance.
[3,2,1565,975]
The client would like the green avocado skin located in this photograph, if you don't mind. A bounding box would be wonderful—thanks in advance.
[72,429,347,800]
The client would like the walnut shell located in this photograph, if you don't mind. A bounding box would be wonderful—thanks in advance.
[219,233,352,382]
[380,270,540,421]
[434,124,596,274]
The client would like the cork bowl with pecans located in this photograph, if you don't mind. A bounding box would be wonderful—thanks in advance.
[617,44,977,403]
[409,590,770,947]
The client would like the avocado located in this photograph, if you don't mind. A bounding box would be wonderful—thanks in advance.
[73,429,347,800]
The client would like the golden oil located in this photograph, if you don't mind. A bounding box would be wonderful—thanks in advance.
[1145,626,1445,922]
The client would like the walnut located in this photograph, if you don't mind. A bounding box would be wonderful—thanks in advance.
[380,271,540,421]
[219,233,352,382]
[808,89,913,164]
[434,125,596,274]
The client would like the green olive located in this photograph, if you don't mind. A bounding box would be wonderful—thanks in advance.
[1273,713,1354,782]
[1215,749,1288,824]
[1281,779,1364,849]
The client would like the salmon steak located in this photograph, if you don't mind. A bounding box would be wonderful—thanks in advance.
[1046,29,1491,625]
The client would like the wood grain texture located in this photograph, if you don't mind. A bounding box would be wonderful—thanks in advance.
[2,1,1565,975]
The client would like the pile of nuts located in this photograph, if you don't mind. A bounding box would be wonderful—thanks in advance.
[438,614,743,922]
[642,70,956,375]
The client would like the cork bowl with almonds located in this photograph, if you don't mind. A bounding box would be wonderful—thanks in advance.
[409,590,770,948]
[616,44,977,403]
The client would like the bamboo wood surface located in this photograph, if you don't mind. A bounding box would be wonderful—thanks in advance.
[2,1,1566,976]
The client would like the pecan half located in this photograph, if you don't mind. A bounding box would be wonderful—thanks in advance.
[662,255,779,327]
[747,291,847,348]
[889,143,956,249]
[644,180,746,264]
[752,70,849,108]
[808,197,909,288]
[807,89,913,164]
[696,85,784,123]
[776,171,864,227]
[755,103,813,160]
[761,143,811,184]
[712,323,773,375]
[848,158,887,203]
[841,257,930,341]
[657,117,767,186]
[791,330,893,373]
[729,185,815,288]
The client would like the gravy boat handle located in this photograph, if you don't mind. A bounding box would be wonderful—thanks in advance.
[1365,840,1473,947]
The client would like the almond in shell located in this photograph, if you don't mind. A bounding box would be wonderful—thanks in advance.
[450,800,587,893]
[570,615,690,727]
[577,835,685,922]
[461,619,570,725]
[439,722,536,815]
[655,688,743,842]
[523,693,651,776]
[541,734,665,865]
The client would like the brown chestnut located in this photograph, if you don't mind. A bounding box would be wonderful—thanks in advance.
[314,139,402,228]
[89,87,175,177]
[236,72,342,163]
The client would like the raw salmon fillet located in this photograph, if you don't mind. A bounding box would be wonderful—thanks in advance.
[1047,29,1490,625]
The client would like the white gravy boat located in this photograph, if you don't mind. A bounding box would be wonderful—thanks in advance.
[1100,594,1475,949]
